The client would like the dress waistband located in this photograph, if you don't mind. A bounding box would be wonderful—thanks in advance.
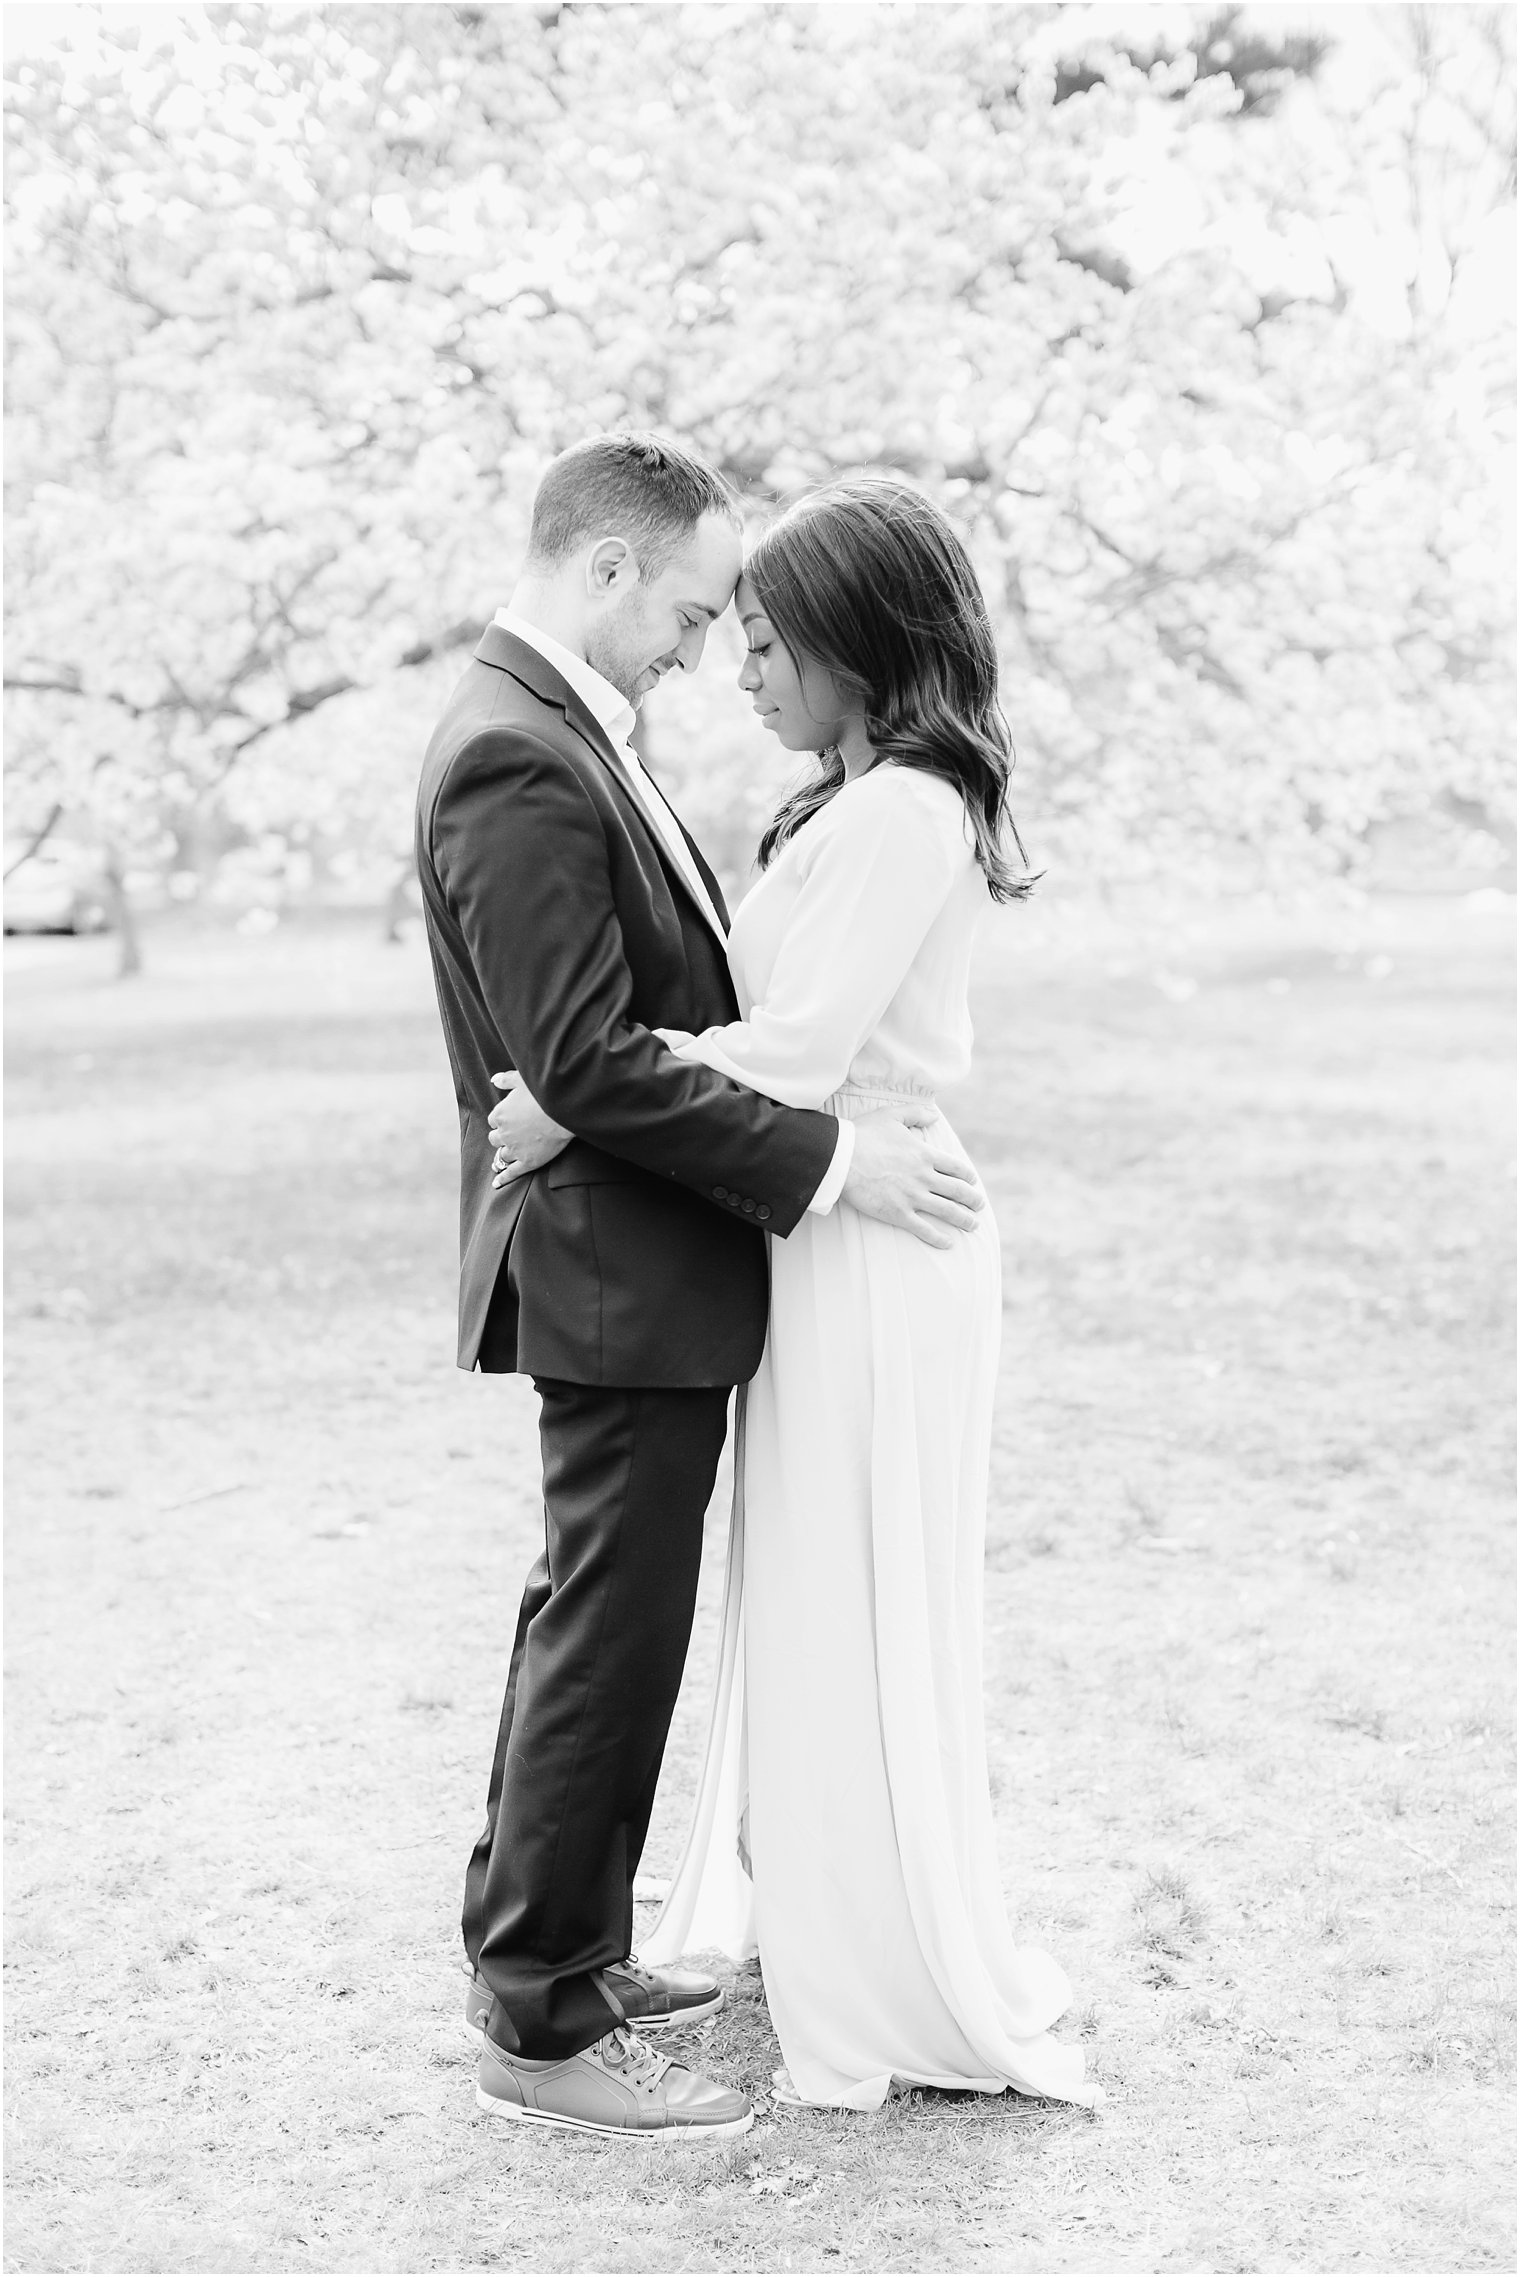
[827,1081,939,1118]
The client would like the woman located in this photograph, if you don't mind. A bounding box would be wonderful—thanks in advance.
[494,475,1097,2112]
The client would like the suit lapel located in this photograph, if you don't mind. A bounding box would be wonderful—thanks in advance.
[475,627,730,950]
[561,697,734,952]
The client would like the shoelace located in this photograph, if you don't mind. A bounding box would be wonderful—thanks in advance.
[599,2025,670,2090]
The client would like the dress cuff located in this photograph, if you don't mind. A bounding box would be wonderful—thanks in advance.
[806,1118,855,1215]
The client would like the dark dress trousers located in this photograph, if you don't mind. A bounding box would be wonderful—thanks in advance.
[416,625,841,2059]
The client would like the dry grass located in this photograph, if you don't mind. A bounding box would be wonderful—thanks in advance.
[4,890,1514,2273]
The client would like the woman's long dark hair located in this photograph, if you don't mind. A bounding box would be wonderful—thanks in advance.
[750,474,1034,900]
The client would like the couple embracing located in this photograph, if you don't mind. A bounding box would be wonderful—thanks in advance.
[415,432,1098,2139]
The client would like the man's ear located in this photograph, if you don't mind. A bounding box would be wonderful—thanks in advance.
[585,536,637,597]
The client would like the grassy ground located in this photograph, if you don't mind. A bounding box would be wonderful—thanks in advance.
[4,890,1514,2275]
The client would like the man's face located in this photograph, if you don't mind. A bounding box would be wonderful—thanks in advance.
[586,512,744,706]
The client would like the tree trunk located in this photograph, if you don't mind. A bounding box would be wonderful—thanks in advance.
[381,857,417,944]
[101,849,142,978]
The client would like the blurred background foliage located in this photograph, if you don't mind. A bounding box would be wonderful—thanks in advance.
[4,0,1515,960]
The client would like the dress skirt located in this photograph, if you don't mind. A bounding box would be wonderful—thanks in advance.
[643,1088,1095,2109]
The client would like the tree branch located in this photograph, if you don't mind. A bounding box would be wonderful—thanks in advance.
[4,673,151,718]
[3,802,65,879]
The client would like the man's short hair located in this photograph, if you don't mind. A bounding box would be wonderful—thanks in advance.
[526,432,739,580]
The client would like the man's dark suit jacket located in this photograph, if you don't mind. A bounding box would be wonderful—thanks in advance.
[415,624,841,1388]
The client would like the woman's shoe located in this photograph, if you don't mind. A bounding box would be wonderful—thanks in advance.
[771,2063,829,2109]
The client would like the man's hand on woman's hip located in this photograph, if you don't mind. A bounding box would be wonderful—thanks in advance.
[841,1105,985,1249]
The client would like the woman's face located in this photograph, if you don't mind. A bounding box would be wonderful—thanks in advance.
[736,574,857,752]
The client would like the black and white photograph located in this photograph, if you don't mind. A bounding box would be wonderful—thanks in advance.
[3,1,1514,2270]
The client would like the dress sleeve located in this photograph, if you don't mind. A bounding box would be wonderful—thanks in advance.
[657,769,970,1109]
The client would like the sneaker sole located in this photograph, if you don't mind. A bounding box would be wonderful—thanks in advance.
[475,2085,753,2142]
[466,1989,724,2040]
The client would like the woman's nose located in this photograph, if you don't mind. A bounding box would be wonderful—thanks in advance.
[737,652,759,690]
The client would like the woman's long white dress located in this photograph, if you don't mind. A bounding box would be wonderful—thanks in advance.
[640,763,1095,2110]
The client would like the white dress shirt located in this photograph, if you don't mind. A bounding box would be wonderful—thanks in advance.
[492,609,853,1214]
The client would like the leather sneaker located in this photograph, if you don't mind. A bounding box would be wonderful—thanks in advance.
[476,2023,753,2142]
[463,1954,722,2041]
[598,1955,724,2031]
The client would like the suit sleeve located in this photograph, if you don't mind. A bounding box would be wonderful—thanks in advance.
[430,722,839,1237]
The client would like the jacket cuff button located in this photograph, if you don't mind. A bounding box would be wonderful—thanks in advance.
[712,1185,729,1201]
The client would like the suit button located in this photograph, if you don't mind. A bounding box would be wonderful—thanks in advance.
[741,1198,756,1214]
[712,1185,729,1201]
[755,1205,771,1222]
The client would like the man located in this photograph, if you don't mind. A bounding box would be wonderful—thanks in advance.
[415,432,983,2141]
